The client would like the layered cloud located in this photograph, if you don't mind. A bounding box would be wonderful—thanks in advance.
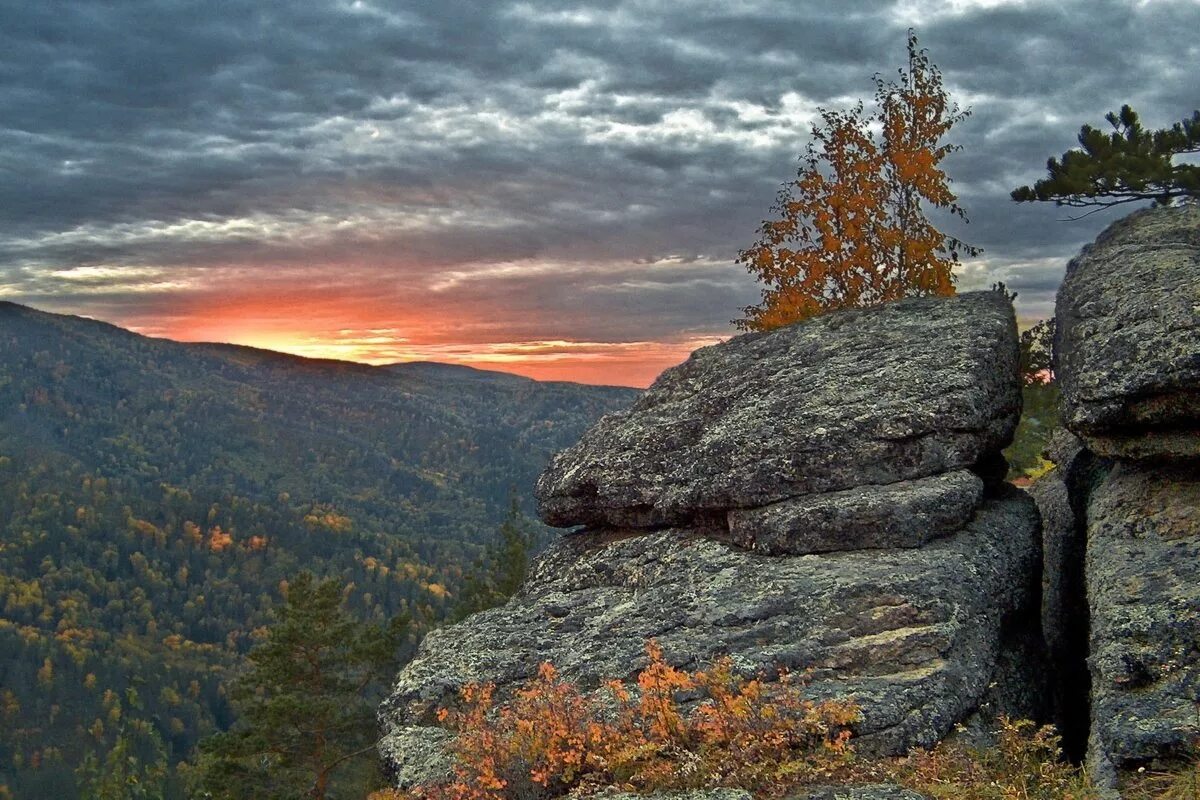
[2,0,1197,384]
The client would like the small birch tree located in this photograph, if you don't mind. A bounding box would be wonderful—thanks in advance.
[737,31,977,331]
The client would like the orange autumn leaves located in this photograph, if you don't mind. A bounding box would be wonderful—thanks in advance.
[378,641,861,800]
[737,31,978,331]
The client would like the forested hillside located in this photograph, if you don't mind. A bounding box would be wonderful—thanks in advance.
[0,301,636,797]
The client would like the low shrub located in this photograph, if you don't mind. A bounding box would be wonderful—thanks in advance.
[375,641,860,800]
[887,717,1095,800]
[373,641,1198,800]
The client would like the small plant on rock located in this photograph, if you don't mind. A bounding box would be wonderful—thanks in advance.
[373,651,1145,800]
[373,641,861,800]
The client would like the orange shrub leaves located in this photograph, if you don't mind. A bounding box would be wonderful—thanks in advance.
[382,641,861,800]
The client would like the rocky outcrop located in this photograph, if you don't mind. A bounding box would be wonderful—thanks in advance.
[376,206,1200,797]
[382,492,1040,769]
[536,293,1020,530]
[1056,204,1200,460]
[380,292,1046,789]
[1047,204,1200,792]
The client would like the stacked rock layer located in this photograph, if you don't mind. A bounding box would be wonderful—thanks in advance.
[1050,204,1200,791]
[379,292,1044,786]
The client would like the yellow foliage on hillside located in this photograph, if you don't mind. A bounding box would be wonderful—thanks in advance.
[304,505,353,533]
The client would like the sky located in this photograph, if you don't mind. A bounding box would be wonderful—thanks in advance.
[1,0,1197,386]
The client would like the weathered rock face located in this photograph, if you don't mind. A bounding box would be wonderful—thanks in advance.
[1086,462,1200,777]
[727,471,983,556]
[1056,204,1200,460]
[380,292,1043,789]
[536,292,1020,530]
[1046,205,1200,793]
[381,491,1041,780]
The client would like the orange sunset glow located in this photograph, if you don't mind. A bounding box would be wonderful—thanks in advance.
[115,291,724,387]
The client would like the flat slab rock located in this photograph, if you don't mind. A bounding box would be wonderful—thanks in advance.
[1087,461,1200,777]
[1056,204,1200,459]
[536,292,1020,529]
[727,470,983,555]
[379,490,1041,787]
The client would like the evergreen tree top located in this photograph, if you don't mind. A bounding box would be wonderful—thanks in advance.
[1012,105,1200,215]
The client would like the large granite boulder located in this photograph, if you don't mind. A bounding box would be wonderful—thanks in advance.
[1048,205,1200,792]
[536,292,1020,530]
[1056,204,1200,459]
[380,292,1043,790]
[380,490,1042,785]
[1086,462,1200,780]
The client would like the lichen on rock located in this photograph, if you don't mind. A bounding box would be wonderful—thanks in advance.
[1056,204,1200,460]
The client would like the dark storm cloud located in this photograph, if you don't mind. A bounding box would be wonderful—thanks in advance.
[1,0,1198,369]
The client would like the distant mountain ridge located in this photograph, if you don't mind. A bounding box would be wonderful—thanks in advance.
[386,360,559,385]
[0,301,632,386]
[0,300,637,798]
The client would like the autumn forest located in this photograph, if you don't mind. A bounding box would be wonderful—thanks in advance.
[0,302,634,797]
